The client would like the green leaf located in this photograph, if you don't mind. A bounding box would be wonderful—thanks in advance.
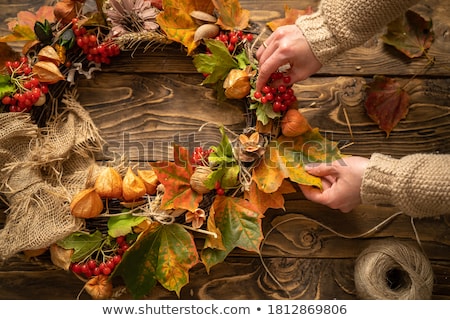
[57,230,104,262]
[0,74,15,99]
[201,196,262,272]
[192,39,238,85]
[114,222,199,298]
[107,213,147,238]
[208,126,235,167]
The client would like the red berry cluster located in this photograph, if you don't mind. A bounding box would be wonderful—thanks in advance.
[191,146,212,165]
[214,181,225,195]
[215,30,254,53]
[2,56,48,112]
[252,71,296,113]
[70,235,129,279]
[72,18,120,65]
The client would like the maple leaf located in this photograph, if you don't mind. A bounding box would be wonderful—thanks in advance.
[156,0,215,55]
[212,0,250,30]
[152,145,203,212]
[114,222,199,298]
[245,180,296,215]
[201,196,263,272]
[267,5,314,31]
[253,129,343,192]
[364,75,410,137]
[0,6,55,42]
[382,10,434,59]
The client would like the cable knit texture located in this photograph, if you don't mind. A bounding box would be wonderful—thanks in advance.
[296,0,419,64]
[361,153,450,218]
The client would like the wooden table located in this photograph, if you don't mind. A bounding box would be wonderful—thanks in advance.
[0,0,449,300]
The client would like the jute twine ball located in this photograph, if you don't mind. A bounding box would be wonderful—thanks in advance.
[354,240,434,299]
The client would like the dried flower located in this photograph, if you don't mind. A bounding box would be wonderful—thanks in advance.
[185,208,206,229]
[234,131,266,163]
[107,0,160,37]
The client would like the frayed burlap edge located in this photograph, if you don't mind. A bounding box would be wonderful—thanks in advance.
[0,89,105,260]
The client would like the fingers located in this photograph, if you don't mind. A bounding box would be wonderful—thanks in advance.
[304,163,339,177]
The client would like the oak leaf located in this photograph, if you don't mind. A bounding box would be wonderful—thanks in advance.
[382,10,434,59]
[364,75,410,137]
[212,0,250,30]
[113,222,199,298]
[201,196,263,272]
[267,5,314,31]
[152,145,203,212]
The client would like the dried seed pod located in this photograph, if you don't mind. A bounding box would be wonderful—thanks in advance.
[185,208,206,229]
[190,166,213,194]
[122,167,146,202]
[84,275,113,300]
[281,109,311,137]
[70,187,104,219]
[32,60,65,84]
[94,167,123,199]
[190,10,217,25]
[50,243,73,271]
[194,23,220,42]
[37,45,62,66]
[137,169,160,195]
[223,67,255,99]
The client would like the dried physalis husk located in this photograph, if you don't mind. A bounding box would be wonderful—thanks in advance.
[70,187,104,219]
[190,166,213,194]
[84,275,113,300]
[122,167,147,202]
[223,66,256,99]
[94,167,123,199]
[23,247,48,259]
[38,45,62,66]
[50,243,73,271]
[54,0,81,25]
[137,169,159,195]
[32,60,65,84]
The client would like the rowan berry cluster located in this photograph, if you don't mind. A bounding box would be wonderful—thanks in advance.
[215,30,254,53]
[252,71,296,113]
[72,18,120,65]
[70,235,130,278]
[2,56,48,112]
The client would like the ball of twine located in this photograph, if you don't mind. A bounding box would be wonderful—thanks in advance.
[354,240,434,299]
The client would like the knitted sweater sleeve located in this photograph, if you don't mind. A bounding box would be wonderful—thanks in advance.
[361,153,450,218]
[296,0,419,64]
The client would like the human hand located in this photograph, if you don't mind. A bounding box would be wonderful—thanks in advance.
[255,24,322,92]
[298,156,369,213]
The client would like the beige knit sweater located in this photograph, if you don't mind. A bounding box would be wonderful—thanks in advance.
[296,0,419,64]
[297,0,450,217]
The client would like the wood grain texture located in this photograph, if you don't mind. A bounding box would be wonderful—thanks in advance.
[0,0,449,301]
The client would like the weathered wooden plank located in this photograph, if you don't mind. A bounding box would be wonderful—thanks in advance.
[75,73,449,161]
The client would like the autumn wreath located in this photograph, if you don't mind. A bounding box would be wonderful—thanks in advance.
[0,0,433,299]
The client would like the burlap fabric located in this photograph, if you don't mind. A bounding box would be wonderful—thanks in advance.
[0,91,104,260]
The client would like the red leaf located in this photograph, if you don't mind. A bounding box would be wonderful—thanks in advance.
[152,145,203,212]
[365,76,410,137]
[382,10,434,59]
